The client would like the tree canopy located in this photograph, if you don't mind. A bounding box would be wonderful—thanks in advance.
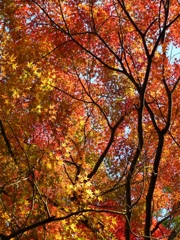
[0,0,180,239]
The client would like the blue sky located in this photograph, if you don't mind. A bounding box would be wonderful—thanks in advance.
[168,43,180,62]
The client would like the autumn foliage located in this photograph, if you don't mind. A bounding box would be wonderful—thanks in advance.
[0,0,180,239]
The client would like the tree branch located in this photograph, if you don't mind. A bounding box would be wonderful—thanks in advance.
[0,120,17,164]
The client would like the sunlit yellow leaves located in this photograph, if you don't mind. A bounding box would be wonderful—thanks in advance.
[27,61,33,68]
[12,88,20,98]
[70,223,77,231]
[12,63,18,70]
[35,104,42,114]
[27,61,41,77]
[2,53,19,72]
[61,142,72,157]
[8,54,16,64]
[94,189,100,195]
[1,212,9,222]
[40,77,54,91]
[85,189,93,198]
[46,162,52,169]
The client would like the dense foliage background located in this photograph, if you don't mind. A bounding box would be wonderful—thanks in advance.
[0,0,180,239]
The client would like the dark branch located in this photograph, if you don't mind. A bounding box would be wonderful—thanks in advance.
[0,120,17,164]
[87,115,125,179]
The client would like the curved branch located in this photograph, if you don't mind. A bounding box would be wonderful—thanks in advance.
[87,115,125,179]
[2,209,126,240]
[151,207,180,234]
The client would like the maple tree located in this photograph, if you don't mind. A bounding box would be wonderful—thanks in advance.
[0,0,180,239]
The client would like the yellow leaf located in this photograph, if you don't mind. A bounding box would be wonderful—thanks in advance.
[46,162,52,169]
[9,54,16,63]
[27,62,33,68]
[12,63,18,70]
[70,223,77,231]
[86,189,94,197]
[12,89,20,98]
